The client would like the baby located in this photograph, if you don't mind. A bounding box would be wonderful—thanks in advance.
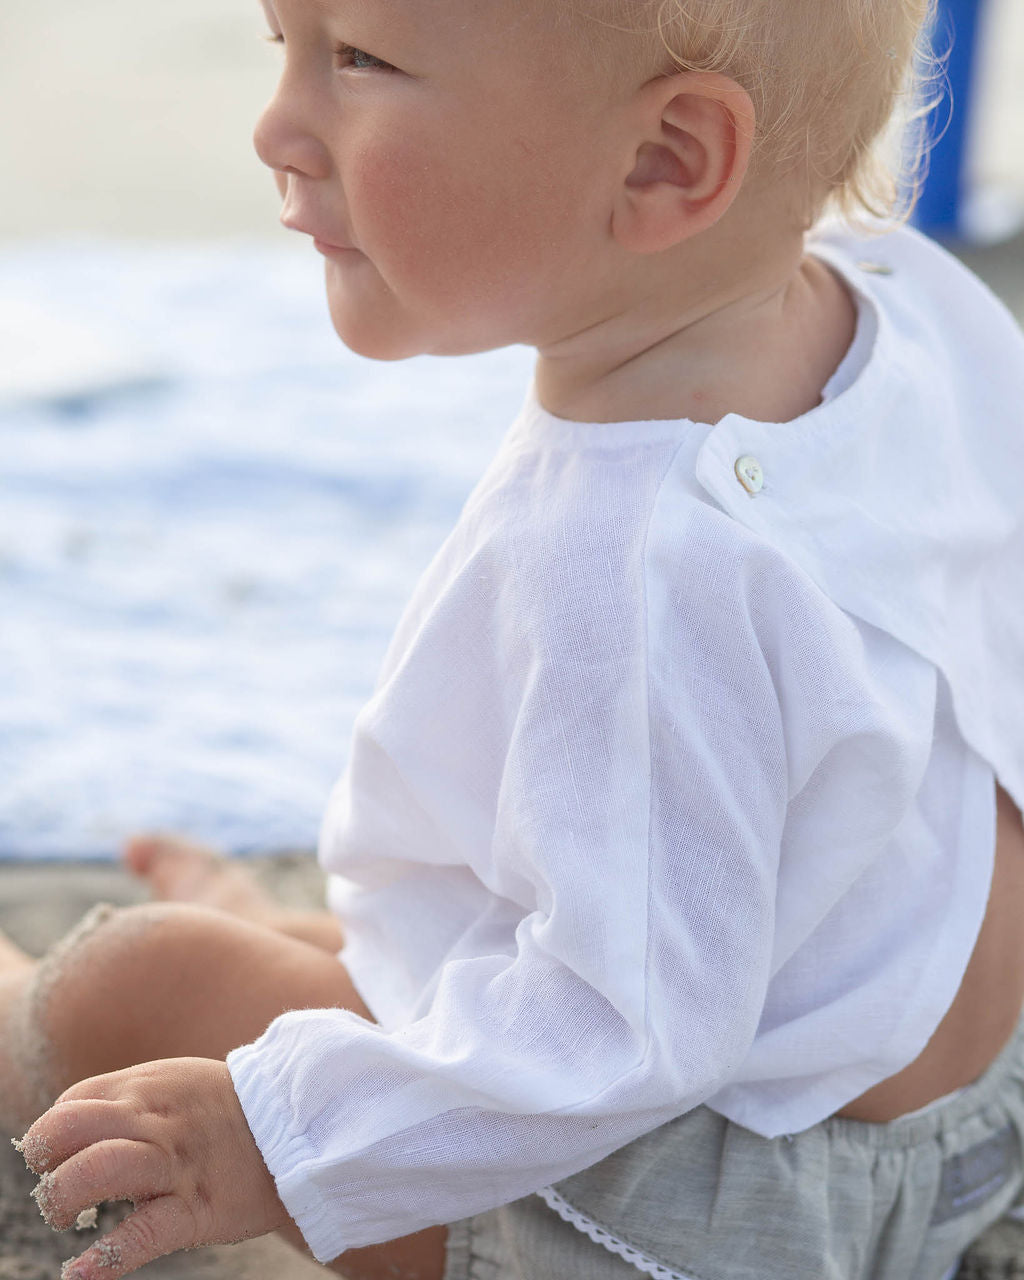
[4,0,1024,1278]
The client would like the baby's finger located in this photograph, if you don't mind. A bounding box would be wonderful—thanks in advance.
[61,1195,198,1280]
[57,1069,139,1105]
[18,1098,135,1173]
[32,1138,169,1231]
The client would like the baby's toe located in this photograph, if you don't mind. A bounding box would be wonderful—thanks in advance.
[121,833,222,892]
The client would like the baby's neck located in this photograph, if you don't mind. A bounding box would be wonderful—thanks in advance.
[534,237,857,428]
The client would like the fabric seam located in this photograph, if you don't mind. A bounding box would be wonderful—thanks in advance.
[640,442,687,1069]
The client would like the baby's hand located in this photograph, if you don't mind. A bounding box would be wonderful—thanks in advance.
[16,1057,292,1280]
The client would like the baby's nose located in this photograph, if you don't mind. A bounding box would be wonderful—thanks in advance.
[252,92,330,182]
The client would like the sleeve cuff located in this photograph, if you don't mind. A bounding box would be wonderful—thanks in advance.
[227,1021,354,1263]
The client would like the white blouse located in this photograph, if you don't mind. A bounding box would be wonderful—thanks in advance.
[227,223,1024,1265]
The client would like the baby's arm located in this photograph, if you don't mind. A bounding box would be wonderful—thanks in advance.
[19,1057,290,1280]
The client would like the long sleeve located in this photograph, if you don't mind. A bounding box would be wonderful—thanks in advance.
[229,223,1024,1259]
[228,440,794,1262]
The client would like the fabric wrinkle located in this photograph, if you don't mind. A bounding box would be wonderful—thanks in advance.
[228,222,1024,1261]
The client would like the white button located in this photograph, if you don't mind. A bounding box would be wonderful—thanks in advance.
[735,455,764,495]
[857,260,893,276]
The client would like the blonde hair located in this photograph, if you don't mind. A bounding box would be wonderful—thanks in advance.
[585,0,941,227]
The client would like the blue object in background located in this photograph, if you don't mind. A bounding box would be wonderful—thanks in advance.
[913,0,985,238]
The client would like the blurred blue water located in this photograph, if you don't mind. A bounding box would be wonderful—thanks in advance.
[0,240,533,858]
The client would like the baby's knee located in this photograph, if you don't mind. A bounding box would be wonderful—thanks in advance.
[39,901,210,992]
[3,903,151,1125]
[32,901,234,1084]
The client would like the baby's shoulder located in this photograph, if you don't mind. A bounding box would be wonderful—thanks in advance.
[811,220,1024,371]
[458,433,854,661]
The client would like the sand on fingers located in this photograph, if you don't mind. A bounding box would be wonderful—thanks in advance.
[3,856,1024,1278]
[0,855,330,1280]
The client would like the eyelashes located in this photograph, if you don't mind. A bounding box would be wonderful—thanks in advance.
[336,44,395,72]
[261,32,394,72]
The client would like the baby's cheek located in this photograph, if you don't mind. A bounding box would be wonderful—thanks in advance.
[348,133,556,325]
[350,141,430,244]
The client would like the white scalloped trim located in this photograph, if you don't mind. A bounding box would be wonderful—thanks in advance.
[537,1187,967,1280]
[537,1186,701,1280]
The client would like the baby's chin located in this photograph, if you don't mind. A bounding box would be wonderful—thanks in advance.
[333,329,422,363]
[325,321,415,363]
[325,280,519,363]
[324,293,427,362]
[327,312,513,363]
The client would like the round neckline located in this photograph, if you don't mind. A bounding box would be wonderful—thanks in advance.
[514,227,890,448]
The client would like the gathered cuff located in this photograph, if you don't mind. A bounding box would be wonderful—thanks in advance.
[227,1029,348,1263]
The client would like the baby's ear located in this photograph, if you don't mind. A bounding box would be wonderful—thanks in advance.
[612,73,755,255]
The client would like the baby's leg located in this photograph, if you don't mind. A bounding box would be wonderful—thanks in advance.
[0,902,446,1279]
[124,833,345,953]
[0,901,364,1134]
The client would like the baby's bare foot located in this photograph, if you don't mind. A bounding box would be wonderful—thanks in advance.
[124,834,344,954]
[123,834,278,924]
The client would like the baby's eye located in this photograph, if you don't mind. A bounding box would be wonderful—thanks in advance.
[335,43,394,72]
[260,33,392,73]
